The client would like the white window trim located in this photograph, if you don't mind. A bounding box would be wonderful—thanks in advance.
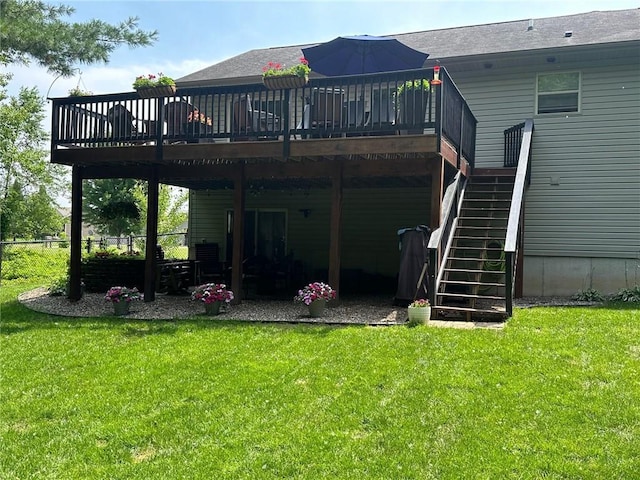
[535,71,582,115]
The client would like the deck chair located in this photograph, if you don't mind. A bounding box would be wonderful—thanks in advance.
[107,104,138,140]
[310,87,343,129]
[232,95,279,140]
[163,100,197,140]
[195,243,224,283]
[367,89,395,129]
[345,99,366,128]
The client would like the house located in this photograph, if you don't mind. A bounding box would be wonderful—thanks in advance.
[51,8,639,319]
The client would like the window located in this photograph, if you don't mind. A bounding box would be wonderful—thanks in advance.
[536,72,581,114]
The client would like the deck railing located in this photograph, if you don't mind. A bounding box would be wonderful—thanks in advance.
[504,119,534,315]
[427,171,467,306]
[50,67,476,163]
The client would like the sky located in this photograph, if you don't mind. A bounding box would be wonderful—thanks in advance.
[6,0,640,102]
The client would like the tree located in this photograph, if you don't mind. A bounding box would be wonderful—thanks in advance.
[0,0,158,76]
[83,179,143,237]
[0,86,66,238]
[23,185,63,238]
[136,184,188,235]
[0,87,59,195]
[0,180,25,240]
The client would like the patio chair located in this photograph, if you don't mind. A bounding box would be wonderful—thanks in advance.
[366,88,395,132]
[106,104,139,141]
[232,95,280,140]
[195,242,225,283]
[310,87,343,132]
[163,100,197,140]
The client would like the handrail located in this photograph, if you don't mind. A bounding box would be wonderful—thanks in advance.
[504,118,534,315]
[427,171,467,306]
[440,68,478,169]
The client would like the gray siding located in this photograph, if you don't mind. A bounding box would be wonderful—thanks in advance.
[454,58,640,261]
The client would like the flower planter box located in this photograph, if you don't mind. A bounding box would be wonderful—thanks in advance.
[136,85,176,98]
[82,258,145,293]
[263,75,308,90]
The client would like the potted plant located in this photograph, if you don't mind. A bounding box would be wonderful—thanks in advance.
[104,286,142,316]
[68,87,93,97]
[184,109,213,136]
[132,72,176,98]
[396,79,430,133]
[294,282,336,318]
[191,283,234,315]
[262,57,311,90]
[407,298,431,326]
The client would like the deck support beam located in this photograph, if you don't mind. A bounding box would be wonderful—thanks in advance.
[430,157,444,228]
[231,164,246,304]
[144,167,159,302]
[69,166,83,301]
[328,160,343,299]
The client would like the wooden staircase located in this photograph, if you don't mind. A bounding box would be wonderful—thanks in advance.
[433,172,516,321]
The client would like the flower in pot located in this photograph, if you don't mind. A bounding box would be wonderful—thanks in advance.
[68,87,93,97]
[105,286,141,315]
[132,72,176,97]
[191,283,234,315]
[407,298,431,327]
[395,79,430,130]
[184,109,213,135]
[262,57,311,89]
[294,281,336,317]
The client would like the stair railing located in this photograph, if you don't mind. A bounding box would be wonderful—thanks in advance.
[427,171,467,306]
[504,119,534,316]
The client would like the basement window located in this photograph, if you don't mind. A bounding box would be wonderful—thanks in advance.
[536,72,581,114]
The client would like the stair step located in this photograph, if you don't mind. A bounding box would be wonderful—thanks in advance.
[467,188,513,195]
[453,235,506,241]
[461,207,510,212]
[459,216,508,221]
[464,198,511,202]
[451,246,504,251]
[437,293,506,301]
[441,280,506,287]
[444,268,505,274]
[433,305,507,315]
[456,225,507,230]
[447,256,505,262]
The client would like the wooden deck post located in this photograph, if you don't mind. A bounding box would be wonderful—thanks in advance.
[69,165,83,301]
[231,164,246,304]
[328,160,343,298]
[144,167,159,302]
[430,158,444,228]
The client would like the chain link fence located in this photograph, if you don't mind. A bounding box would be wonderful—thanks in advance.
[0,233,188,282]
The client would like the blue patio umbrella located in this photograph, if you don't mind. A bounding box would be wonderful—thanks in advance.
[302,35,429,76]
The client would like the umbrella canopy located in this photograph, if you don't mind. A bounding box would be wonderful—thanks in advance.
[302,35,429,76]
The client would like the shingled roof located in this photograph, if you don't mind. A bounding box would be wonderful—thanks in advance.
[178,8,640,85]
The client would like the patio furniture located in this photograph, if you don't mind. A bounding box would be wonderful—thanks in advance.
[232,95,280,140]
[310,87,344,134]
[195,243,225,283]
[106,104,140,142]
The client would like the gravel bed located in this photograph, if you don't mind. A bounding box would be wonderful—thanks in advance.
[17,288,406,325]
[17,288,600,326]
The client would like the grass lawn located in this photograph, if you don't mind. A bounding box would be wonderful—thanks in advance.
[1,278,639,479]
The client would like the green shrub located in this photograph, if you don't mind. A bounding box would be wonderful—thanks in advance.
[1,247,68,281]
[610,285,640,303]
[48,277,68,296]
[572,288,604,302]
